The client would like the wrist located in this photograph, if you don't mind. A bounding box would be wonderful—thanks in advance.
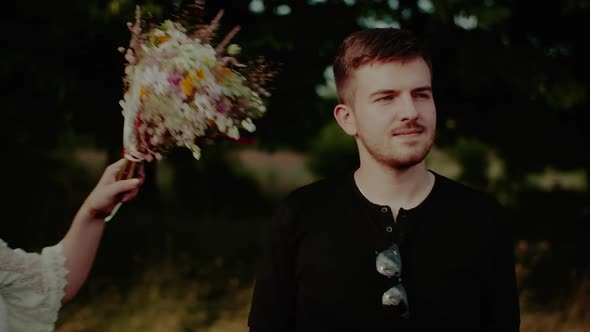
[82,201,112,221]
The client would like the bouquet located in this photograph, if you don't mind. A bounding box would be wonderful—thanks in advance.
[108,4,273,220]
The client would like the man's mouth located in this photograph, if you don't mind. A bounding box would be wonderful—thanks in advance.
[393,128,423,136]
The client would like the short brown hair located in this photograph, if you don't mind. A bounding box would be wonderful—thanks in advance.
[333,28,432,104]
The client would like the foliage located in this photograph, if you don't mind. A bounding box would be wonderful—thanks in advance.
[306,122,358,177]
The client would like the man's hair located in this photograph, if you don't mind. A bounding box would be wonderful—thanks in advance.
[333,28,432,104]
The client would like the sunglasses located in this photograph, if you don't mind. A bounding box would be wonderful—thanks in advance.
[376,243,410,318]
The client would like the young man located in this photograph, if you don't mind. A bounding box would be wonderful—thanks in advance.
[248,28,520,332]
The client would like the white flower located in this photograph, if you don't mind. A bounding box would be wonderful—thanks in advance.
[125,51,135,63]
[227,126,240,139]
[193,95,215,118]
[141,44,152,56]
[227,44,241,55]
[241,118,256,132]
[185,142,201,160]
[215,114,229,132]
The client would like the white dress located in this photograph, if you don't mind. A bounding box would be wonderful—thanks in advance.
[0,239,68,332]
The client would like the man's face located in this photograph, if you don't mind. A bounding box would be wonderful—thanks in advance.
[347,57,436,169]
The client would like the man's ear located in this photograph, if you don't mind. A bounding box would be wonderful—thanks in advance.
[334,103,357,136]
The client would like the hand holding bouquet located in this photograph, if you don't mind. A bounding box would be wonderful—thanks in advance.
[109,4,273,220]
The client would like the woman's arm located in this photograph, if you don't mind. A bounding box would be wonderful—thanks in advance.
[60,158,143,303]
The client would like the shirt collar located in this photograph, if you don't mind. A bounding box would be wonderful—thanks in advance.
[347,170,442,217]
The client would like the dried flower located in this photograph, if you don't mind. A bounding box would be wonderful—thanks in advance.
[118,3,273,162]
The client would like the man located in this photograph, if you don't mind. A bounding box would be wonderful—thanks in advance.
[248,28,520,332]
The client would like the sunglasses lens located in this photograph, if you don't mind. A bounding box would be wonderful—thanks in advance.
[382,286,404,305]
[382,285,410,318]
[376,244,402,278]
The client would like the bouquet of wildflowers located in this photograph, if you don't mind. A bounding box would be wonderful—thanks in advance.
[108,4,273,220]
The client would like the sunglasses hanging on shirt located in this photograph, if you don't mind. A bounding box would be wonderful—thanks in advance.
[376,242,410,319]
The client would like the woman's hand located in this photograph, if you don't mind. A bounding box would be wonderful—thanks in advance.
[84,158,144,218]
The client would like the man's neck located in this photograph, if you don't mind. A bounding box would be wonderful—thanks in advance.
[354,160,433,218]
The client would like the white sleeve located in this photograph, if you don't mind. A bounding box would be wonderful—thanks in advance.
[0,239,69,332]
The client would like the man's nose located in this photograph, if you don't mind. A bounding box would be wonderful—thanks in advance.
[399,94,419,122]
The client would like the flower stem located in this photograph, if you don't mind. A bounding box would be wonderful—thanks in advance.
[107,159,143,222]
[116,159,142,180]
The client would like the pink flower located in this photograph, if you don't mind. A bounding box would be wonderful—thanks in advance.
[168,74,183,86]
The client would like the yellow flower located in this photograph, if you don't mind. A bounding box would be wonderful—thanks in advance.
[220,67,233,77]
[140,85,148,99]
[196,69,205,81]
[180,74,195,96]
[157,34,171,45]
[218,67,233,83]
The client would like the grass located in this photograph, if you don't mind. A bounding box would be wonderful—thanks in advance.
[56,261,590,332]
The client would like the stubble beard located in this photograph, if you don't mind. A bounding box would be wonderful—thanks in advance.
[361,128,436,170]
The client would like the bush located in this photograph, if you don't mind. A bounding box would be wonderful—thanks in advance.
[306,122,358,178]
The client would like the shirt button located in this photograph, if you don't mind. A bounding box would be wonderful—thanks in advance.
[386,226,393,233]
[381,207,389,213]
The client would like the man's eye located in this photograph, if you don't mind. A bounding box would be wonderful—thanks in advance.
[414,93,431,99]
[376,95,395,102]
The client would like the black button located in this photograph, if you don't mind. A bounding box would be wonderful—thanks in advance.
[381,207,389,213]
[386,226,393,233]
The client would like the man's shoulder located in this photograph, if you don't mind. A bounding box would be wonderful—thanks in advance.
[268,175,351,226]
[431,172,510,236]
[432,172,502,212]
[283,174,351,205]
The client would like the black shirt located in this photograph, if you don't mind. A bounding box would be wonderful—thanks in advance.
[249,171,520,332]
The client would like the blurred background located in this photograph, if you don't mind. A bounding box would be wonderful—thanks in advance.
[2,0,589,331]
